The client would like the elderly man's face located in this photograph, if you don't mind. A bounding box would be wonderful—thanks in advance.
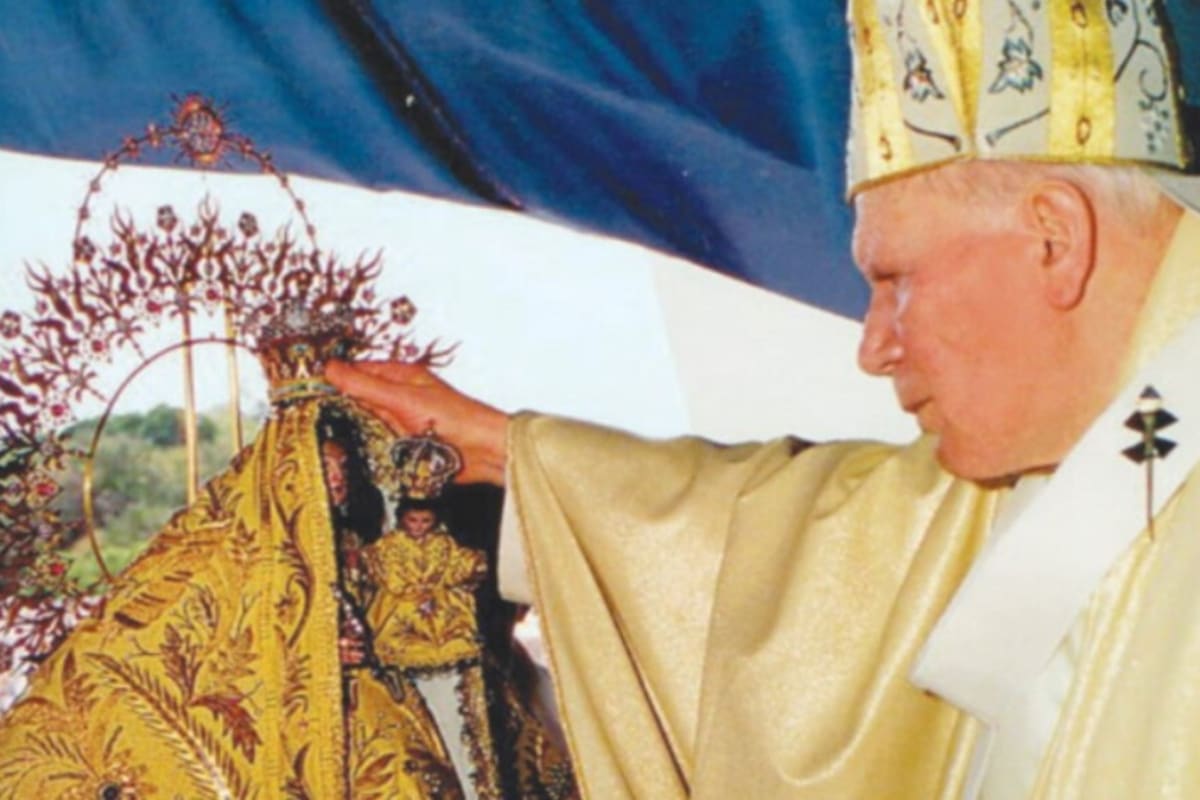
[853,174,1058,480]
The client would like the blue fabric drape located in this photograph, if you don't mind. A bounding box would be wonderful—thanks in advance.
[0,2,1197,318]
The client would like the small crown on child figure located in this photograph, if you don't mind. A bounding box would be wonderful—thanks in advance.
[392,426,463,501]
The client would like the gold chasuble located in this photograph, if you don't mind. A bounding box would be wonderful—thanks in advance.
[508,213,1200,799]
[510,423,994,798]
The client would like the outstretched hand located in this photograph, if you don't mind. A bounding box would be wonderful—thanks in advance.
[325,360,509,486]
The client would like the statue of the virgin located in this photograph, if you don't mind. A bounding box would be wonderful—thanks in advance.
[0,98,575,799]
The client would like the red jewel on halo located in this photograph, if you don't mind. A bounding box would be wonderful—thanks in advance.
[156,205,178,232]
[0,310,21,338]
[390,296,417,325]
[237,212,259,238]
[73,237,96,263]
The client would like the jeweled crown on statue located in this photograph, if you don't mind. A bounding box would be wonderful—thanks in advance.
[257,301,361,402]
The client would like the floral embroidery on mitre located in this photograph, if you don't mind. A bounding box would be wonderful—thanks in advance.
[846,0,1193,194]
[989,0,1044,94]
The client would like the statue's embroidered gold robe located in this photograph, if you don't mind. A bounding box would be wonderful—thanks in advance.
[362,525,487,670]
[0,401,441,798]
[506,211,1200,798]
[0,399,575,799]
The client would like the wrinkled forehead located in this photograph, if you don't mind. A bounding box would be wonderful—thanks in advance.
[852,160,1022,271]
[850,177,931,269]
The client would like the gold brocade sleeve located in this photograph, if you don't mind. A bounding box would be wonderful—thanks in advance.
[509,414,1001,800]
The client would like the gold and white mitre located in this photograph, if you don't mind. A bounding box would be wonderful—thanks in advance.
[846,0,1194,195]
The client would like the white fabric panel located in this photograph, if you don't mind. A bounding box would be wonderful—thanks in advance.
[0,148,913,444]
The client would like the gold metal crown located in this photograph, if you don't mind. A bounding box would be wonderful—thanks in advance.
[847,0,1194,195]
[257,302,359,402]
[391,429,463,501]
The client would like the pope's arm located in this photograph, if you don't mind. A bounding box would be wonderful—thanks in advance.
[502,412,811,780]
[326,360,814,796]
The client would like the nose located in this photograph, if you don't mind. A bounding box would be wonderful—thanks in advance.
[857,289,902,376]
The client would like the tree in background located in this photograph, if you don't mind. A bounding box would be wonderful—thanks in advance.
[55,403,261,584]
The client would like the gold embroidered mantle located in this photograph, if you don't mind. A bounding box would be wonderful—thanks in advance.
[0,400,482,798]
[0,395,578,799]
[0,400,350,798]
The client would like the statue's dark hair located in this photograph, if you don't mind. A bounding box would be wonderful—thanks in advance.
[395,495,451,526]
[317,407,384,546]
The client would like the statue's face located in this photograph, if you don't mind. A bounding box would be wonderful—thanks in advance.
[400,509,436,538]
[852,172,1062,480]
[321,440,350,507]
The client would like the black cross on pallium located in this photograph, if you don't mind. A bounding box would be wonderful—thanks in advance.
[1122,386,1177,464]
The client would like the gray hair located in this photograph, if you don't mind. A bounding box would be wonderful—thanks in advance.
[908,159,1178,232]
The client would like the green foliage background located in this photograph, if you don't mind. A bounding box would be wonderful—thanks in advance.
[57,403,263,585]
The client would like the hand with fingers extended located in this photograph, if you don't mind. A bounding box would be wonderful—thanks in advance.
[325,360,509,486]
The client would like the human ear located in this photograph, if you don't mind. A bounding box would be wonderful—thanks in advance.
[1023,180,1096,310]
